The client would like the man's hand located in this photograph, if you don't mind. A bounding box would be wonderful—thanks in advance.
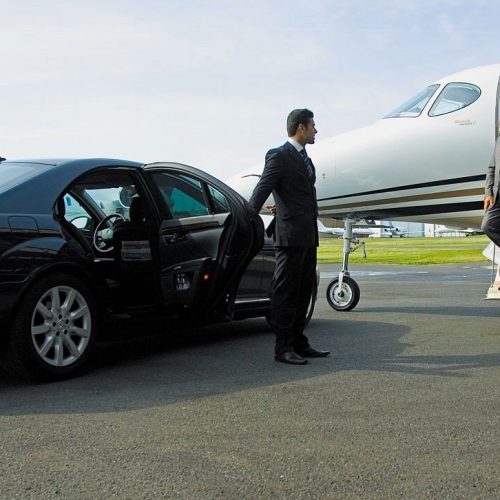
[265,204,277,215]
[484,195,494,212]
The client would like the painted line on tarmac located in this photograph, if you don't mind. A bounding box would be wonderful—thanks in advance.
[320,270,429,279]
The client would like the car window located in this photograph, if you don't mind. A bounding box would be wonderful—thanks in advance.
[86,187,130,219]
[428,83,481,117]
[208,185,230,213]
[63,194,93,229]
[66,172,145,224]
[0,162,52,193]
[151,172,210,218]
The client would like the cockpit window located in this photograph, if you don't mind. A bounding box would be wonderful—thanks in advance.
[384,84,440,118]
[428,83,481,117]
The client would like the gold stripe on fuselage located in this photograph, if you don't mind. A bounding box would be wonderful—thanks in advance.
[319,187,483,211]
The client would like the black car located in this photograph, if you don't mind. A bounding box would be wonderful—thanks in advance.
[0,158,316,381]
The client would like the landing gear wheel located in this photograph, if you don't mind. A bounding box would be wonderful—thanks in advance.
[326,276,360,311]
[0,273,98,381]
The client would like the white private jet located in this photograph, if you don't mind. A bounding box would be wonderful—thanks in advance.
[432,225,484,237]
[228,63,500,310]
[317,219,404,238]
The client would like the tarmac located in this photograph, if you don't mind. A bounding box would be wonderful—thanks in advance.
[0,263,499,498]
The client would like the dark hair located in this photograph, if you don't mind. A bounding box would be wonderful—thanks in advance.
[287,108,314,137]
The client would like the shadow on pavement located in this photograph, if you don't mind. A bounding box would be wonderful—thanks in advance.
[1,316,498,416]
[359,305,500,318]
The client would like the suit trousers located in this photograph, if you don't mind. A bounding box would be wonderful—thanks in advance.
[270,246,317,356]
[482,199,500,247]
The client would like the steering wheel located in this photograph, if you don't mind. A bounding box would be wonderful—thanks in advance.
[93,213,125,252]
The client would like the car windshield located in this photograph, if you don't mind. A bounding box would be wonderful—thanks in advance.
[384,84,440,118]
[86,187,128,217]
[0,162,53,194]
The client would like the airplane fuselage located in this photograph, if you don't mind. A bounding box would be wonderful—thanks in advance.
[229,64,500,230]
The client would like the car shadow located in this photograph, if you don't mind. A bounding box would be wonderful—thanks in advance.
[1,317,499,416]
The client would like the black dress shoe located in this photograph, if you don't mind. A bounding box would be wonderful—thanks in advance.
[274,351,308,365]
[295,347,330,358]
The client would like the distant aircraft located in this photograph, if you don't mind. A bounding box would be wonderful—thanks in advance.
[317,219,404,238]
[432,225,484,237]
[316,219,344,237]
[228,63,500,310]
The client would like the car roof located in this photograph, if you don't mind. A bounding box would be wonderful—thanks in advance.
[0,158,144,213]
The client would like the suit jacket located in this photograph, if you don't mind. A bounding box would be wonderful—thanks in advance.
[485,136,500,199]
[248,142,318,247]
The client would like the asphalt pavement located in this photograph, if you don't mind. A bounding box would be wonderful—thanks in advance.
[1,263,499,499]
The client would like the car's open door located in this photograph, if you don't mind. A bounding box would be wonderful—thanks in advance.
[145,163,264,317]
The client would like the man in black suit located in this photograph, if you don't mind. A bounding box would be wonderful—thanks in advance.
[482,137,500,243]
[248,108,330,365]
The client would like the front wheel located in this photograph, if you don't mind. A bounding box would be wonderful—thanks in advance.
[1,273,98,381]
[326,276,360,311]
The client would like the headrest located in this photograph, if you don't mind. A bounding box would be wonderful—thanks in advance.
[129,196,146,223]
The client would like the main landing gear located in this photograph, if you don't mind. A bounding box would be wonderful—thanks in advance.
[326,218,361,311]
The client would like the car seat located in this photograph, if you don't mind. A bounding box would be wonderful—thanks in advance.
[113,196,152,262]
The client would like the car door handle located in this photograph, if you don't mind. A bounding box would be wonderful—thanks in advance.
[163,232,187,244]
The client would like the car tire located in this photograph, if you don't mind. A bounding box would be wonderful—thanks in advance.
[0,273,98,382]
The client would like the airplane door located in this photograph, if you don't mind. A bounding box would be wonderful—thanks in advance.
[147,168,263,315]
[497,75,500,138]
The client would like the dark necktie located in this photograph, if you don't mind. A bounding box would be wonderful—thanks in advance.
[299,148,314,181]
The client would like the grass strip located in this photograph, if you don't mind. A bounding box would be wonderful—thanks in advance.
[317,235,491,265]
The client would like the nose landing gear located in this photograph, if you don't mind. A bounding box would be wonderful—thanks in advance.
[326,218,361,311]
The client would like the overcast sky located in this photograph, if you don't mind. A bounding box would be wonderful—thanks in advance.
[1,0,499,179]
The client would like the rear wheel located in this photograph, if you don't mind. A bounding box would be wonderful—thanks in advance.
[1,273,98,381]
[326,276,360,311]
